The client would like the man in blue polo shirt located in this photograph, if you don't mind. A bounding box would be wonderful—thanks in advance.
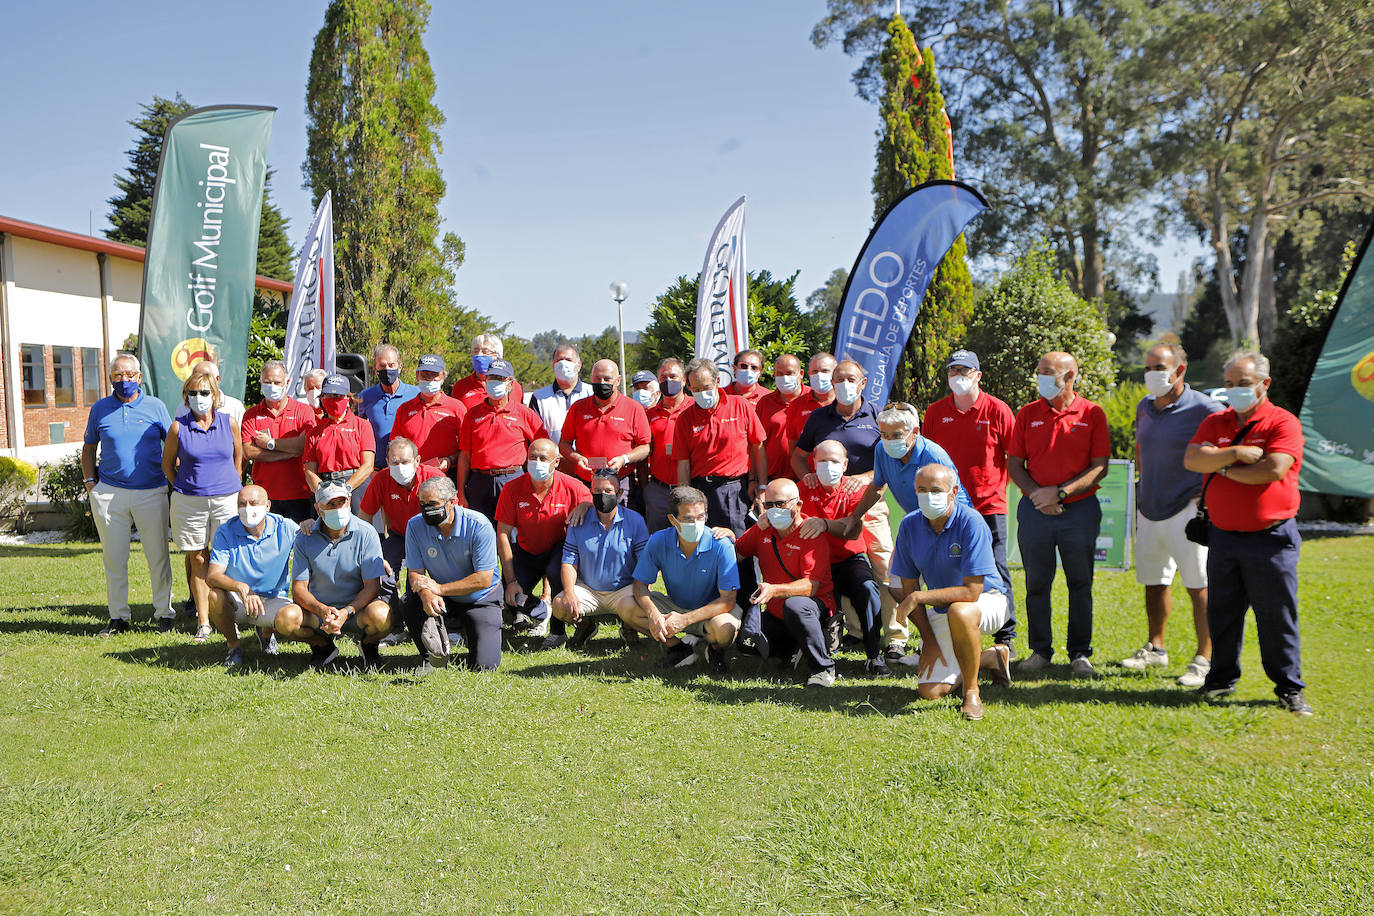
[891,464,1013,721]
[401,476,503,674]
[357,343,420,471]
[81,353,176,635]
[278,481,392,671]
[205,485,298,668]
[627,485,741,675]
[551,468,650,650]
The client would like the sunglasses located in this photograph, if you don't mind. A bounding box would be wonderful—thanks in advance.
[885,401,918,413]
[761,499,793,509]
[188,389,212,397]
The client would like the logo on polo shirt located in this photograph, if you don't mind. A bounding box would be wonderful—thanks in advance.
[518,501,531,509]
[427,547,438,558]
[1030,420,1045,428]
[1073,421,1088,428]
[389,493,402,501]
[949,542,961,557]
[941,416,954,423]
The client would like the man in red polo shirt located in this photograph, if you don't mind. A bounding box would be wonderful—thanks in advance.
[784,352,837,446]
[302,374,376,508]
[457,359,549,522]
[1183,349,1310,715]
[641,358,689,532]
[242,359,316,523]
[727,478,837,687]
[923,348,1019,654]
[449,333,526,410]
[723,349,769,404]
[1008,351,1109,677]
[494,438,590,635]
[755,353,809,483]
[391,354,467,474]
[674,357,767,535]
[560,359,652,489]
[359,435,444,599]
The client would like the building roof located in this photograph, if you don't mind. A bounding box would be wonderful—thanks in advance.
[0,214,294,294]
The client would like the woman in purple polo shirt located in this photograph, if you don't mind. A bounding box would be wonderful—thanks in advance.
[162,373,243,642]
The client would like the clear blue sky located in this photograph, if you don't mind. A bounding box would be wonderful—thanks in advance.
[1,0,1199,339]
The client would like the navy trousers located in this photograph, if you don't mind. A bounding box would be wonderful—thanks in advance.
[1017,494,1101,660]
[982,512,1018,644]
[1202,518,1305,696]
[758,596,835,674]
[402,592,503,671]
[832,554,883,660]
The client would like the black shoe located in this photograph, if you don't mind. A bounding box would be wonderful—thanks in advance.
[509,610,536,632]
[655,641,697,670]
[883,643,906,663]
[538,633,568,651]
[839,633,864,650]
[180,598,196,618]
[98,618,130,637]
[156,616,177,633]
[1195,684,1236,701]
[1278,690,1313,716]
[310,641,340,672]
[567,618,598,649]
[864,657,891,677]
[223,646,244,668]
[359,641,382,672]
[619,625,640,644]
[706,646,728,677]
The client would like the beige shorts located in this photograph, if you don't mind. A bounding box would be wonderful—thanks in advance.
[1135,502,1208,589]
[919,591,1010,686]
[648,592,742,639]
[225,591,291,627]
[570,582,637,619]
[170,491,238,551]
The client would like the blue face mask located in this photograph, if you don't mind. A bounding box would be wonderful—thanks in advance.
[376,367,400,386]
[260,382,284,402]
[113,379,139,400]
[881,437,910,459]
[1228,385,1260,412]
[321,505,351,529]
[472,354,494,375]
[676,518,705,543]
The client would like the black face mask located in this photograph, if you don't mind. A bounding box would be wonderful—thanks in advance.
[377,367,400,386]
[421,503,448,527]
[592,492,618,514]
[662,379,684,397]
[592,381,616,400]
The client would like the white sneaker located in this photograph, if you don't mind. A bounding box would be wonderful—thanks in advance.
[1070,656,1097,678]
[1121,644,1169,670]
[1177,655,1211,687]
[806,668,837,687]
[529,603,551,638]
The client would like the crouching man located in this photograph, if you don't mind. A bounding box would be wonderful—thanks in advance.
[402,476,504,674]
[205,484,298,668]
[280,481,393,671]
[892,465,1013,720]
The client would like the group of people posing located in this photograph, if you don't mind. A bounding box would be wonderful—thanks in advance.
[80,333,1311,719]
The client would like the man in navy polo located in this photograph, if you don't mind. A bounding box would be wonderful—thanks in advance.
[401,476,504,674]
[626,485,741,675]
[81,353,176,635]
[357,343,420,471]
[205,484,298,668]
[891,464,1013,721]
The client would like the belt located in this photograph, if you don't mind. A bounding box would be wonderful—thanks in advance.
[474,465,523,476]
[321,469,357,484]
[693,474,745,485]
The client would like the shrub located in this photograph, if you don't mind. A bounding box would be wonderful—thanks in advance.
[0,457,38,533]
[39,453,99,541]
[1098,381,1147,461]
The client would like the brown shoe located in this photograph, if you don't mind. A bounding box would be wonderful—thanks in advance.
[960,694,986,721]
[988,644,1012,687]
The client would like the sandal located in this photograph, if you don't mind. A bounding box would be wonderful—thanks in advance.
[193,624,213,643]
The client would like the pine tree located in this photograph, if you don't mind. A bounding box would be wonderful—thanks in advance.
[303,0,468,372]
[871,18,975,408]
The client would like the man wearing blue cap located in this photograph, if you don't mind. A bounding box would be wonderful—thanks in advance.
[392,354,466,473]
[357,344,419,471]
[302,373,376,503]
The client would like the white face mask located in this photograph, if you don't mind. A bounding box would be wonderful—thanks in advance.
[815,460,844,487]
[765,506,794,529]
[419,378,443,396]
[693,388,717,410]
[917,490,950,520]
[553,359,578,383]
[809,371,833,393]
[304,389,322,408]
[835,380,861,405]
[675,518,705,543]
[526,458,553,481]
[949,375,976,397]
[881,437,910,459]
[1144,370,1175,399]
[485,379,509,399]
[187,394,212,415]
[734,367,759,388]
[775,373,800,393]
[632,388,657,408]
[1037,373,1064,401]
[1228,385,1260,412]
[260,382,284,402]
[321,505,351,529]
[389,461,417,487]
[238,504,268,528]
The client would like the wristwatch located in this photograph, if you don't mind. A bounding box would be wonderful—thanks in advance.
[266,437,277,451]
[1218,466,1229,477]
[1057,487,1068,501]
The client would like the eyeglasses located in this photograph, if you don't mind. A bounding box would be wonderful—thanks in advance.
[761,499,794,509]
[885,401,919,414]
[188,389,212,397]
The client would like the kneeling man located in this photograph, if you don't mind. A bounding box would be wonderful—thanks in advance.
[892,464,1013,720]
[205,484,298,668]
[281,481,393,671]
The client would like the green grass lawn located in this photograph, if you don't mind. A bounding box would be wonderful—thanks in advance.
[1,536,1371,914]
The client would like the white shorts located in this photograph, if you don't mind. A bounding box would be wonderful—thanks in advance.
[225,591,291,627]
[570,582,636,619]
[1135,502,1207,589]
[170,491,238,551]
[918,591,1009,686]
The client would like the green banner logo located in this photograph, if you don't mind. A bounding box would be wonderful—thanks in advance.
[137,105,275,412]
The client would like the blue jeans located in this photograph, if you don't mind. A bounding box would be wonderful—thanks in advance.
[982,512,1017,643]
[1017,494,1101,660]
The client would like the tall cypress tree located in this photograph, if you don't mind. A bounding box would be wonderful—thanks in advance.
[303,0,468,371]
[871,17,975,408]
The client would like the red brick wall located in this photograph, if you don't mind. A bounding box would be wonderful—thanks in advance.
[20,344,104,447]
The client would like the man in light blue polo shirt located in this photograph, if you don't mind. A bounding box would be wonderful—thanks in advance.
[357,343,420,470]
[81,353,176,635]
[891,464,1013,721]
[401,476,503,674]
[550,467,650,650]
[205,485,298,668]
[627,485,740,675]
[278,481,391,671]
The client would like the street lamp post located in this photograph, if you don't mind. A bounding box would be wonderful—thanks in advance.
[610,281,629,393]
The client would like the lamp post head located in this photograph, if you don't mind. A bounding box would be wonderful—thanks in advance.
[610,281,629,303]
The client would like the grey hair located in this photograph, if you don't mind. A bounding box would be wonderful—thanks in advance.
[471,334,504,357]
[259,359,287,377]
[371,342,399,362]
[304,368,328,383]
[684,357,717,380]
[877,403,920,435]
[1225,348,1270,380]
[387,436,418,460]
[1151,342,1188,366]
[418,476,457,503]
[110,353,140,374]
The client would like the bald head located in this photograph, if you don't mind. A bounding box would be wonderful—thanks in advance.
[915,463,958,493]
[526,438,559,463]
[763,478,799,504]
[238,484,269,508]
[590,359,620,383]
[1037,351,1077,396]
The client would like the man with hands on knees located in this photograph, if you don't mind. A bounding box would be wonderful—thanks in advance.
[204,484,298,668]
[626,486,741,676]
[891,465,1013,721]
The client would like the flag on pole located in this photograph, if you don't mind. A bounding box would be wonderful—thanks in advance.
[831,180,987,408]
[137,105,275,410]
[694,196,748,385]
[282,192,336,399]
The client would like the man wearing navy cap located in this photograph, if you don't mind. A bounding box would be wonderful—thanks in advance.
[450,334,526,410]
[456,358,550,520]
[302,374,376,505]
[357,344,419,470]
[391,354,467,473]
